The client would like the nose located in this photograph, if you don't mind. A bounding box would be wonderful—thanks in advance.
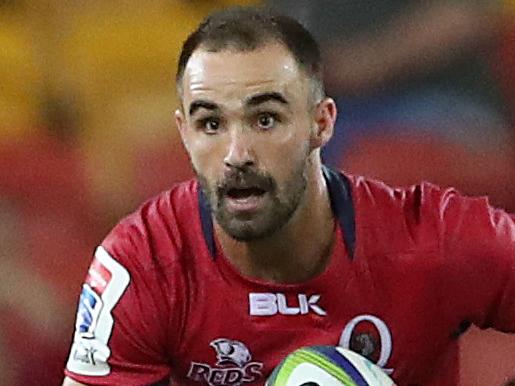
[223,131,256,170]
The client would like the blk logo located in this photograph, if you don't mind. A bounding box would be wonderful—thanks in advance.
[249,293,327,316]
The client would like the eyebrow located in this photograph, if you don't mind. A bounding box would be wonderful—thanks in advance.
[188,100,219,116]
[245,92,289,107]
[188,92,289,116]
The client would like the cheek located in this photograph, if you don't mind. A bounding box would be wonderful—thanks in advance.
[254,131,310,180]
[185,136,225,177]
[257,119,310,160]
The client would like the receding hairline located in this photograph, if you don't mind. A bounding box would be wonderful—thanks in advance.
[175,6,325,101]
[176,40,324,102]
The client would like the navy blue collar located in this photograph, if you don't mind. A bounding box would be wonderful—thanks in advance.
[322,165,356,259]
[198,186,217,257]
[197,165,356,260]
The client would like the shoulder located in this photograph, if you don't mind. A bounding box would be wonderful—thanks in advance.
[101,178,201,272]
[343,171,475,219]
[343,170,508,252]
[342,171,465,253]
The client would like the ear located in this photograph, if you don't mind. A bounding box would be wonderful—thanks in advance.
[175,108,189,148]
[310,97,337,150]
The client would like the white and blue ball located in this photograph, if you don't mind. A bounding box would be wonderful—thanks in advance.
[266,346,395,386]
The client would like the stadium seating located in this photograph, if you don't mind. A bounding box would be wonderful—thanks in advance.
[0,12,41,136]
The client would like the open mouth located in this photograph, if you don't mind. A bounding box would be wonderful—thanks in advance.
[226,187,267,199]
[223,186,268,212]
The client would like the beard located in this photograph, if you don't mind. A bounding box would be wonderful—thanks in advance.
[195,148,310,241]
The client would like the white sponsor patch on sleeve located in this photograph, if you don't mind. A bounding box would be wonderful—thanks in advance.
[66,246,130,376]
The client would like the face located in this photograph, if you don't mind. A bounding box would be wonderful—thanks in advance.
[176,42,334,241]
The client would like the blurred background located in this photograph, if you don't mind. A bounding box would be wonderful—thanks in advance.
[0,0,513,385]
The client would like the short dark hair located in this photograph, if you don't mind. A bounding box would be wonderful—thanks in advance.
[176,6,324,101]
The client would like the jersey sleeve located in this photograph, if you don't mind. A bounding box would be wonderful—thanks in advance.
[65,219,174,385]
[432,186,515,332]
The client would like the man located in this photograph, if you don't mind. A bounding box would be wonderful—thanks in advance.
[63,7,515,386]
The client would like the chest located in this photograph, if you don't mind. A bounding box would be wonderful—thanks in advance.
[170,258,460,386]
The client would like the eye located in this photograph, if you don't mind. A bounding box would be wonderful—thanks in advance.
[199,117,220,134]
[257,112,278,130]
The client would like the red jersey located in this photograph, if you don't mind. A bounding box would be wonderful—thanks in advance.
[65,167,515,386]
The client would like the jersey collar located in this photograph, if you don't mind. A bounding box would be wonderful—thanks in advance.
[198,165,356,260]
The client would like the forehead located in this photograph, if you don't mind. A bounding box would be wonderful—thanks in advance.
[181,43,308,108]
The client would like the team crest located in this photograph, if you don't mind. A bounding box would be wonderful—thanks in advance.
[211,339,252,367]
[350,330,379,362]
[339,314,394,375]
[188,338,264,386]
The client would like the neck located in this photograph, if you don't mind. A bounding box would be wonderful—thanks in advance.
[215,157,335,283]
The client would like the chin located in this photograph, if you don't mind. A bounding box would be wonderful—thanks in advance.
[215,191,303,241]
[220,217,283,242]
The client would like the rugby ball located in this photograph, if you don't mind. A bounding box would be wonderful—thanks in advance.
[266,346,395,386]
